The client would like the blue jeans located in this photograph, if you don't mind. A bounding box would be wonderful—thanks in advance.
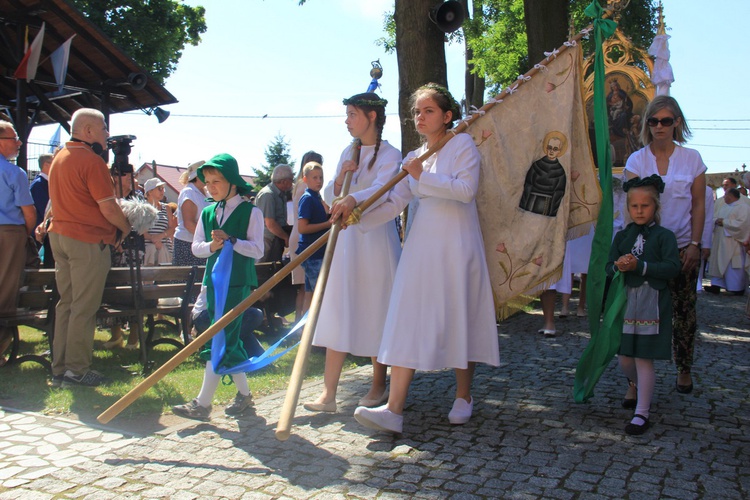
[193,307,265,358]
[302,257,323,292]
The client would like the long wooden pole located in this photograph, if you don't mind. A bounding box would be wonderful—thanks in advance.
[275,140,360,441]
[341,27,600,225]
[97,234,329,424]
[100,23,603,428]
[273,24,604,439]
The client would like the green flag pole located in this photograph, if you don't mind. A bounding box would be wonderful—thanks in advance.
[573,0,621,403]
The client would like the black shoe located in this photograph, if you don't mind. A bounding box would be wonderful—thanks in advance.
[703,285,720,294]
[224,392,253,416]
[172,399,212,421]
[61,369,109,387]
[625,414,650,435]
[50,374,64,388]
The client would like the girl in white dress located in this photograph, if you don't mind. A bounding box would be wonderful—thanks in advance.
[303,92,403,413]
[354,84,500,434]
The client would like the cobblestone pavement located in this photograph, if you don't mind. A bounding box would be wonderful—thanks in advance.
[1,291,749,499]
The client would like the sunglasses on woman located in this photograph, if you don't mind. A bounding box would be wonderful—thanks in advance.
[646,117,675,127]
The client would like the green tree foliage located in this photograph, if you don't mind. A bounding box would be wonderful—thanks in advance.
[467,0,658,95]
[253,134,294,188]
[69,0,207,84]
[375,10,396,54]
[466,0,527,96]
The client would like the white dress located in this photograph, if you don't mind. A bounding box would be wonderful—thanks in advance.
[378,133,500,371]
[312,140,404,356]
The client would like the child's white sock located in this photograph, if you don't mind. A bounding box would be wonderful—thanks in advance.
[232,373,250,396]
[196,361,221,408]
[633,357,655,422]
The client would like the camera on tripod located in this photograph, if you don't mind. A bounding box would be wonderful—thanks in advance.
[108,134,137,175]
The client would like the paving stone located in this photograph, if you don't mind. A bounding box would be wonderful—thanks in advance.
[1,293,749,499]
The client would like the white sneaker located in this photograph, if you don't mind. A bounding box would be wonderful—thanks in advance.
[354,405,403,434]
[448,397,473,425]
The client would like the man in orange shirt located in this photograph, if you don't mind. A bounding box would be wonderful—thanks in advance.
[48,108,131,387]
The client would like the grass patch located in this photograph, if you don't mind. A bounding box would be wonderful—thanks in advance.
[0,321,369,422]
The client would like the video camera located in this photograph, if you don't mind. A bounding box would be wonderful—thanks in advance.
[108,134,137,175]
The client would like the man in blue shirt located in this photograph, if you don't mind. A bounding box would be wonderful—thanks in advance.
[0,121,36,363]
[30,153,54,267]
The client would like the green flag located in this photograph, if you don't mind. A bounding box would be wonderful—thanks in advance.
[573,1,622,403]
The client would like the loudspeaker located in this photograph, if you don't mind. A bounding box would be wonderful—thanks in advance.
[153,107,170,124]
[127,72,147,91]
[429,1,465,33]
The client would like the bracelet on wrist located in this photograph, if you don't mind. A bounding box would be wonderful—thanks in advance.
[689,241,700,247]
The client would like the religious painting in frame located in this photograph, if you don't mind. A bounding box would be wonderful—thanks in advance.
[583,29,655,169]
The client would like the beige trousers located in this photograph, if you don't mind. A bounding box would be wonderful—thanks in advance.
[49,233,111,376]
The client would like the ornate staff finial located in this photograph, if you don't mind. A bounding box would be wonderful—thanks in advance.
[366,60,383,93]
[606,0,631,21]
[656,1,666,35]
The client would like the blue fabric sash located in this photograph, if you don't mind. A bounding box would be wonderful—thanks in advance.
[210,241,304,375]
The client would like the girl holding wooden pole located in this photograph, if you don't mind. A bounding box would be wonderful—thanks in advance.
[354,84,500,434]
[303,92,405,413]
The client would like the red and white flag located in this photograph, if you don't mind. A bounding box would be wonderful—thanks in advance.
[50,35,75,91]
[14,23,45,81]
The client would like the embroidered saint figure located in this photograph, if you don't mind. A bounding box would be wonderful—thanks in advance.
[519,130,568,217]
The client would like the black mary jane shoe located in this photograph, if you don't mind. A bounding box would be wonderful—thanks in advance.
[621,380,637,409]
[624,414,650,436]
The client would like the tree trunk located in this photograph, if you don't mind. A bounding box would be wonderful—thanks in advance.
[463,0,485,112]
[395,0,448,157]
[523,0,569,71]
[464,45,486,112]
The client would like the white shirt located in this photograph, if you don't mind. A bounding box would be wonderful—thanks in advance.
[624,144,707,247]
[192,195,264,260]
[174,183,210,242]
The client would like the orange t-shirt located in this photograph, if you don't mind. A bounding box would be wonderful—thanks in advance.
[48,142,118,245]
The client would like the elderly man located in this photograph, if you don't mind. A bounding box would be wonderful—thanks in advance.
[707,188,750,295]
[714,177,750,217]
[255,164,294,262]
[48,108,132,387]
[0,121,36,363]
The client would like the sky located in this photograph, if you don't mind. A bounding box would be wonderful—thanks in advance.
[27,0,750,181]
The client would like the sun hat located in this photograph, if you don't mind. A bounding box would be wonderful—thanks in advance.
[197,153,253,196]
[143,177,166,193]
[180,161,205,185]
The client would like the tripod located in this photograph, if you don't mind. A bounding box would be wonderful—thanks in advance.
[110,139,152,372]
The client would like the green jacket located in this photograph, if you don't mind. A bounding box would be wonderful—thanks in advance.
[606,222,680,290]
[202,200,258,289]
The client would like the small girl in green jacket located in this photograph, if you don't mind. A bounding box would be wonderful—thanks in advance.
[607,174,681,435]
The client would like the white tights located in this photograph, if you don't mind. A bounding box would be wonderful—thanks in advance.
[619,355,655,422]
[196,361,250,408]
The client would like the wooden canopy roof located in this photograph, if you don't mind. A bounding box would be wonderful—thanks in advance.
[0,0,177,166]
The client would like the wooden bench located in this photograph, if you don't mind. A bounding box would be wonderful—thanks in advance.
[0,268,57,371]
[0,265,205,374]
[0,261,300,373]
[97,265,204,371]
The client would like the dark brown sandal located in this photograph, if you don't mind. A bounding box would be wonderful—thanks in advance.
[621,380,637,409]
